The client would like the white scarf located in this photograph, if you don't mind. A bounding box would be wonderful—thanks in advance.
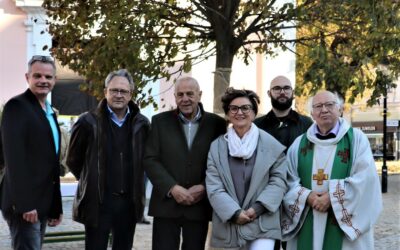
[225,123,259,159]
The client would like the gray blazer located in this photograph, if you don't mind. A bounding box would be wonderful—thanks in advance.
[206,129,287,248]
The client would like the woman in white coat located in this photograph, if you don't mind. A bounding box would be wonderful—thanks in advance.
[206,88,287,250]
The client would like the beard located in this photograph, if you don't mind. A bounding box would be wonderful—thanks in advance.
[271,96,294,111]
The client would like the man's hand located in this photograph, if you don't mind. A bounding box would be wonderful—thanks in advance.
[312,192,331,212]
[22,209,38,223]
[48,214,63,227]
[187,184,206,204]
[307,191,331,212]
[307,191,319,207]
[235,211,251,225]
[170,185,195,205]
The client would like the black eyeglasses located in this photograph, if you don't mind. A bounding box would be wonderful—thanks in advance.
[271,86,292,94]
[108,88,131,96]
[28,55,54,66]
[228,105,253,114]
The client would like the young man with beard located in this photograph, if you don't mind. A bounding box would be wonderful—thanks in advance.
[255,75,312,250]
[254,76,312,152]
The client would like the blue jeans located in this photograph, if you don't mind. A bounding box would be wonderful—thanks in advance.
[2,211,47,250]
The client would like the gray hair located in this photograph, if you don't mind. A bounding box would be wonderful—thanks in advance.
[333,91,344,116]
[175,76,200,92]
[104,69,134,90]
[333,91,344,107]
[27,55,56,74]
[308,90,341,114]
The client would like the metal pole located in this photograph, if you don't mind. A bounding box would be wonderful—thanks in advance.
[382,89,388,193]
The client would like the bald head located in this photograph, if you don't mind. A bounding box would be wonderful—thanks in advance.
[268,75,294,114]
[270,75,292,89]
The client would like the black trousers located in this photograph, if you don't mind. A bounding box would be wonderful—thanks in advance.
[152,217,209,250]
[85,193,136,250]
[274,240,287,250]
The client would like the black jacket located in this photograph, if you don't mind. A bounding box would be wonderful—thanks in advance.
[254,109,313,150]
[144,104,226,220]
[0,89,62,219]
[0,129,4,184]
[67,99,150,226]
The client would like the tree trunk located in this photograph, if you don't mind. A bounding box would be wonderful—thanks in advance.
[213,67,231,114]
[213,47,234,114]
[207,1,239,113]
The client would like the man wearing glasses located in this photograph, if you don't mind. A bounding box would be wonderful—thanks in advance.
[1,55,63,249]
[281,90,382,250]
[254,75,312,153]
[255,76,312,250]
[67,69,150,249]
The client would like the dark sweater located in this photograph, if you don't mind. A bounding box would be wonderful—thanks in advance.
[106,118,133,195]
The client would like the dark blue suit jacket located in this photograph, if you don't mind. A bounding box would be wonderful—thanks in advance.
[0,89,62,219]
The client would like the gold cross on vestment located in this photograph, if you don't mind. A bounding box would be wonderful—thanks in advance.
[313,169,329,185]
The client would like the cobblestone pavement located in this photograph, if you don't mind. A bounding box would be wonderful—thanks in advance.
[1,175,399,250]
[374,174,400,250]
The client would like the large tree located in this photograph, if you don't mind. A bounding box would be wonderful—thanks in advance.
[296,0,400,107]
[43,0,400,112]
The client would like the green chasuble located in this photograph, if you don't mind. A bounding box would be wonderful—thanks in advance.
[297,128,353,250]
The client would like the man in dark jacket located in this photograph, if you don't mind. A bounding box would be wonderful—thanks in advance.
[67,69,150,250]
[255,75,313,151]
[144,76,226,250]
[1,55,63,249]
[254,75,312,250]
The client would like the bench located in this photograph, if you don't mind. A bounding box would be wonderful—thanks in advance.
[44,231,113,244]
[42,182,84,244]
[43,182,114,244]
[43,231,85,243]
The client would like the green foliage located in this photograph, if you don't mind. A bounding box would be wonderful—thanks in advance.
[296,0,400,106]
[42,0,400,110]
[42,0,300,110]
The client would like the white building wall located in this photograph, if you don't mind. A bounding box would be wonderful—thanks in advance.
[0,0,53,105]
[0,0,27,104]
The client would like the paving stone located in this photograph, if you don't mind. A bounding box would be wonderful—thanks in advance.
[1,175,399,250]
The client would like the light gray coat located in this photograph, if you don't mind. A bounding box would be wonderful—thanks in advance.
[206,129,288,248]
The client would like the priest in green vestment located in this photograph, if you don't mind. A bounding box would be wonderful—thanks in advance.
[281,91,382,250]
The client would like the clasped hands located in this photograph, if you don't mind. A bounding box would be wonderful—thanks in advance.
[307,191,331,212]
[235,208,257,225]
[170,184,205,206]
